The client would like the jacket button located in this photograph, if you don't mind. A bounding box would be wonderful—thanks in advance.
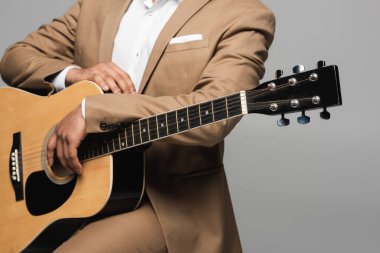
[100,122,108,131]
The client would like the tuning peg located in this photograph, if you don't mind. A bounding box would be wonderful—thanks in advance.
[297,110,310,125]
[275,69,283,79]
[277,113,290,127]
[317,61,326,69]
[293,65,305,74]
[320,107,331,120]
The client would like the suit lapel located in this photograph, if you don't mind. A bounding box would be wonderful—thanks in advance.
[138,0,211,93]
[98,0,133,63]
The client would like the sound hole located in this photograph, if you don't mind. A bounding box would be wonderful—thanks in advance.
[26,171,77,216]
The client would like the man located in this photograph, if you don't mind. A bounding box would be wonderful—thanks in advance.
[0,0,275,252]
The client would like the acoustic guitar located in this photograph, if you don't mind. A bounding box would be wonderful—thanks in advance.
[0,61,342,252]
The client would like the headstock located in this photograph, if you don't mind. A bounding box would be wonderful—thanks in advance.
[247,61,342,126]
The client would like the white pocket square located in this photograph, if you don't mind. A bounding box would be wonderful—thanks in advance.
[169,34,203,45]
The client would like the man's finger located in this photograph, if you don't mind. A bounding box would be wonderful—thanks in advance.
[108,63,135,93]
[66,144,82,175]
[56,138,69,171]
[103,75,121,94]
[47,133,57,166]
[93,74,110,92]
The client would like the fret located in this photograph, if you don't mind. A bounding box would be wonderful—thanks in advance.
[211,100,215,122]
[119,131,127,149]
[126,124,133,147]
[176,111,179,132]
[177,108,189,132]
[89,147,93,158]
[188,104,201,129]
[101,142,104,154]
[139,121,143,143]
[225,97,229,118]
[84,149,89,159]
[186,108,190,129]
[227,94,242,117]
[131,123,135,145]
[118,132,122,149]
[213,97,228,121]
[140,119,149,143]
[78,151,85,161]
[132,122,141,145]
[88,148,94,158]
[122,129,127,148]
[105,141,110,153]
[91,146,97,157]
[200,102,213,125]
[167,111,177,135]
[111,132,120,151]
[148,116,158,140]
[95,145,100,157]
[157,114,168,138]
[108,138,115,152]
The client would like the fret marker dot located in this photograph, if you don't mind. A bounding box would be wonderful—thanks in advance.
[122,142,125,146]
[143,128,146,132]
[181,118,184,122]
[161,123,164,127]
[206,110,209,115]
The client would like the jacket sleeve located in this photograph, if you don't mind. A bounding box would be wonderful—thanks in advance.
[85,8,275,147]
[0,0,82,95]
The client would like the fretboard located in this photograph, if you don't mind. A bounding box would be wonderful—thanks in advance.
[77,91,247,162]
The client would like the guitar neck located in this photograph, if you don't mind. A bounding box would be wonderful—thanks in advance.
[77,63,342,161]
[77,91,248,161]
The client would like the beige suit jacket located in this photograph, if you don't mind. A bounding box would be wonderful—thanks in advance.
[0,0,275,252]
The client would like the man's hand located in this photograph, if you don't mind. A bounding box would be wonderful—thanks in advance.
[47,105,86,175]
[66,62,136,94]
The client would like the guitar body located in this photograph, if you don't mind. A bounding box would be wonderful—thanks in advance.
[0,82,145,253]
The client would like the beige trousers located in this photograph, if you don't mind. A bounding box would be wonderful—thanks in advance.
[54,200,167,253]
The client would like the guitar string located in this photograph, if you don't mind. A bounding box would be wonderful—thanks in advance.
[19,76,314,156]
[19,77,307,156]
[21,94,314,165]
[19,94,290,162]
[21,101,246,164]
[21,97,315,168]
[20,89,315,164]
[19,78,313,162]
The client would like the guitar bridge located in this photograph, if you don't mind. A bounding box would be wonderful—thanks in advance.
[9,132,24,201]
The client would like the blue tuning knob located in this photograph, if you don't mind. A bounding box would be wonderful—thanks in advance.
[297,111,310,125]
[277,113,290,127]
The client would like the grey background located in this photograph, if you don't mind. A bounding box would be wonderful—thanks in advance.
[0,0,379,252]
